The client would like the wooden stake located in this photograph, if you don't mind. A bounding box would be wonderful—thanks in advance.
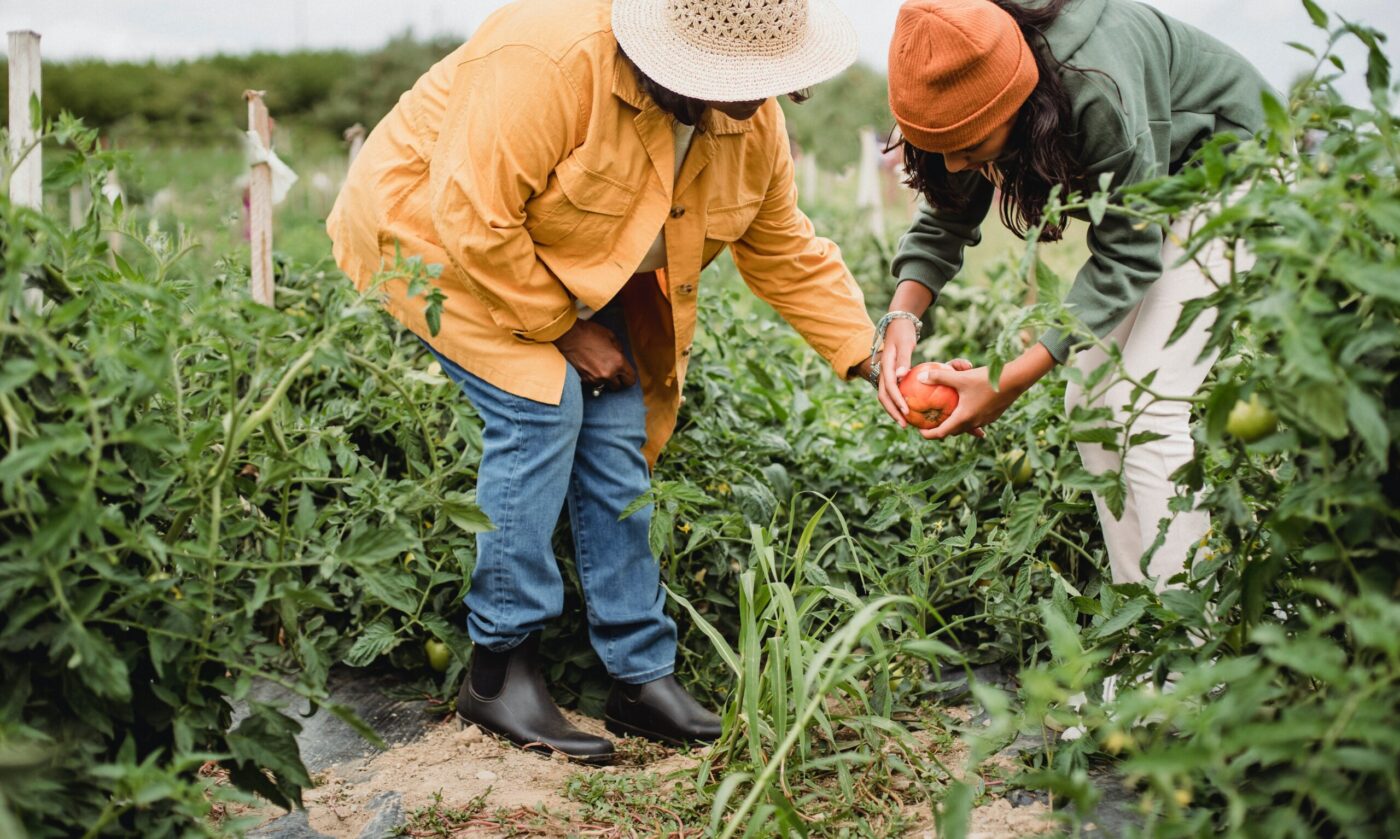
[344,123,366,167]
[245,90,275,306]
[69,184,86,228]
[856,127,885,239]
[8,31,42,210]
[102,167,124,259]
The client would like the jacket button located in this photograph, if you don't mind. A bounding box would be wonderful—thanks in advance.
[681,347,691,357]
[678,284,695,294]
[670,206,686,219]
[680,395,687,406]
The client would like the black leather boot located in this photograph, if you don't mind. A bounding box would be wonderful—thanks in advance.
[456,636,614,764]
[604,674,723,746]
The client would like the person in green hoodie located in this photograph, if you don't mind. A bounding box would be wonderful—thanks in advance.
[871,0,1272,587]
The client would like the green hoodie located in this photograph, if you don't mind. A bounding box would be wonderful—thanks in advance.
[890,0,1274,361]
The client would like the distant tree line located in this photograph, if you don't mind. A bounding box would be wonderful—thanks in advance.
[2,33,892,169]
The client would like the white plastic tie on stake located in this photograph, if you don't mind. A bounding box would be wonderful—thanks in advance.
[242,130,299,205]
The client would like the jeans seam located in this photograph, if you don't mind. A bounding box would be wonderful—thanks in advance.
[568,473,599,627]
[493,399,525,641]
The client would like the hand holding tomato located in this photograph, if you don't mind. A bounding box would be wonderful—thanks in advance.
[871,312,974,428]
[899,362,960,428]
[875,317,920,427]
[912,363,1021,440]
[912,344,1058,441]
[878,354,984,436]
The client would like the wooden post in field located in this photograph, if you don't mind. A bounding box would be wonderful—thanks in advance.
[9,31,46,310]
[856,127,885,239]
[8,31,43,210]
[102,166,124,258]
[344,123,366,167]
[69,184,87,228]
[245,90,275,306]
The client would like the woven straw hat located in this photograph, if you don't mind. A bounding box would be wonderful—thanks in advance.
[613,0,859,102]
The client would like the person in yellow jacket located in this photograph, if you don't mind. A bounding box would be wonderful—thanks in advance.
[328,0,877,763]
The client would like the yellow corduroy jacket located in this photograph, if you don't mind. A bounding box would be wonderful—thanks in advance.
[327,0,876,464]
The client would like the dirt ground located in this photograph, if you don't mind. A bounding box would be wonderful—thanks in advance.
[245,708,1056,838]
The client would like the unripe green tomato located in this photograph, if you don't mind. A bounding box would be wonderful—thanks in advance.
[1226,395,1278,442]
[999,448,1033,486]
[424,639,451,673]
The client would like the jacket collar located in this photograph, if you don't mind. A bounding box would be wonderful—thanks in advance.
[610,57,754,136]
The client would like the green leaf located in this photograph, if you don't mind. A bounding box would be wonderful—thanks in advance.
[58,624,133,702]
[936,780,974,839]
[1256,631,1346,682]
[1088,191,1109,226]
[1004,492,1043,556]
[1346,387,1390,466]
[294,487,318,536]
[344,618,401,667]
[442,491,494,533]
[900,638,961,663]
[0,427,90,481]
[224,704,311,809]
[1301,0,1328,28]
[1261,91,1291,136]
[1093,599,1147,640]
[337,527,413,565]
[357,567,419,614]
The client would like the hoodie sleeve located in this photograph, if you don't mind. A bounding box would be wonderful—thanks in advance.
[890,172,995,303]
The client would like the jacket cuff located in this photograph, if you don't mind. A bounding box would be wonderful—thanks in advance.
[1039,328,1075,364]
[895,264,950,303]
[831,325,878,381]
[512,306,579,343]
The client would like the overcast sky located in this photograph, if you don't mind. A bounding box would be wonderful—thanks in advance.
[3,1,1397,102]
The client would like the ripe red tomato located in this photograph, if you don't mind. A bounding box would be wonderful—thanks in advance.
[899,362,960,430]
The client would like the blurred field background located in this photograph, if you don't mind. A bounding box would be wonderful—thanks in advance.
[2,34,1086,300]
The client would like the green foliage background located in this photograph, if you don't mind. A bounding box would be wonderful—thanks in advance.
[0,34,893,169]
[2,4,1398,837]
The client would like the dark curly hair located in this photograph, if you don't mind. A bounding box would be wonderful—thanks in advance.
[619,48,809,133]
[897,0,1104,242]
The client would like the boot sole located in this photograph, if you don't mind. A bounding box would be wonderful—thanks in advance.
[456,713,615,766]
[603,714,717,748]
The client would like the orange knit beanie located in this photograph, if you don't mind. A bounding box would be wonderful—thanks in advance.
[888,0,1039,153]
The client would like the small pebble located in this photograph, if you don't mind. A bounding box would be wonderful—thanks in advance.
[459,725,483,744]
[476,770,498,781]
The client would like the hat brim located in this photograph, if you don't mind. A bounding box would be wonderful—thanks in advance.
[612,0,859,102]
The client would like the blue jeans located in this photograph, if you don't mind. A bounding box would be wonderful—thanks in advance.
[425,305,676,684]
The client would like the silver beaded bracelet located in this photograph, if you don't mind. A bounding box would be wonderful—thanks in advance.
[865,311,923,389]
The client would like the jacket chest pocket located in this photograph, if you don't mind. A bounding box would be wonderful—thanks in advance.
[525,157,637,247]
[702,197,762,265]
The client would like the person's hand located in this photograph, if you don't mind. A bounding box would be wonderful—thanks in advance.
[849,356,875,387]
[913,363,1022,440]
[555,319,636,392]
[876,318,919,427]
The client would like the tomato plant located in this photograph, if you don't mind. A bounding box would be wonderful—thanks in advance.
[1,4,1396,836]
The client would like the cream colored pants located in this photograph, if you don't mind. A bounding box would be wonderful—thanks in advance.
[1064,210,1248,587]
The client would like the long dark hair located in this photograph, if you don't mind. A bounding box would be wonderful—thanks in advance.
[899,0,1092,242]
[619,48,810,134]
